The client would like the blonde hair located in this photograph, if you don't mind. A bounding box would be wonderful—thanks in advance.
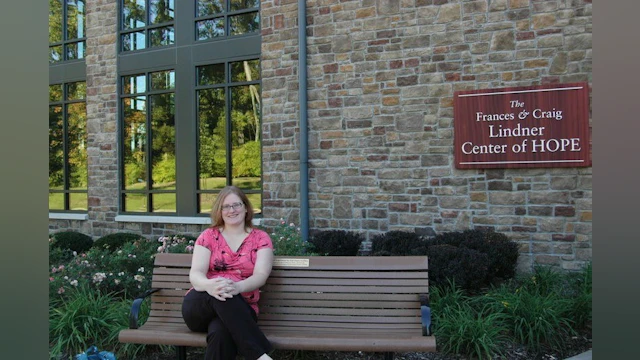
[209,186,255,229]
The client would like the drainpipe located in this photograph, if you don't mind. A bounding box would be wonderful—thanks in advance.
[298,0,309,242]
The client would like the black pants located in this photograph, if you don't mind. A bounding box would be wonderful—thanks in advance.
[182,290,273,360]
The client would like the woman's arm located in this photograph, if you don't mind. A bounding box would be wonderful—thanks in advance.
[189,244,233,301]
[229,247,274,295]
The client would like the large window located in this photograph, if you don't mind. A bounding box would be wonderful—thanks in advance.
[121,70,176,212]
[118,1,262,216]
[49,0,86,63]
[197,59,262,213]
[50,1,87,213]
[49,82,88,211]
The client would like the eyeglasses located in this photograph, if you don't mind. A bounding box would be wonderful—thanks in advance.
[221,202,244,212]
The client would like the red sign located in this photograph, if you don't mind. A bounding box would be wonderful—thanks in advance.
[454,82,591,169]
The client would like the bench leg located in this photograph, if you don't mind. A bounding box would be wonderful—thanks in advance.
[383,352,394,360]
[175,346,186,360]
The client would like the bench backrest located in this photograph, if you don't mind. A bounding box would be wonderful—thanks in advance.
[147,253,429,332]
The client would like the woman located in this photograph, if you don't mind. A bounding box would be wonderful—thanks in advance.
[182,186,274,360]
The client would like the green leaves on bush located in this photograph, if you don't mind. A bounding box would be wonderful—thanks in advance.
[309,230,364,256]
[50,231,93,253]
[427,244,490,292]
[370,230,427,256]
[49,285,146,360]
[265,220,314,256]
[93,232,146,252]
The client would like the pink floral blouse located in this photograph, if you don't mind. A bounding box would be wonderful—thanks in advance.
[194,227,273,314]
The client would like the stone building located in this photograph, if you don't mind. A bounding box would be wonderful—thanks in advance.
[49,0,592,272]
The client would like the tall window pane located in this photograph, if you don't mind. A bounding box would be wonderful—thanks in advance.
[49,82,87,211]
[121,70,176,213]
[121,0,175,52]
[123,0,146,30]
[195,0,260,41]
[197,59,262,213]
[49,0,86,62]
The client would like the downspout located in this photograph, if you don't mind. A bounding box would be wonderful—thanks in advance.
[298,0,309,242]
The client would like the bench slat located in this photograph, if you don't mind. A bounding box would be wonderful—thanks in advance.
[261,284,428,294]
[269,269,429,279]
[266,276,429,287]
[260,299,420,309]
[259,291,422,302]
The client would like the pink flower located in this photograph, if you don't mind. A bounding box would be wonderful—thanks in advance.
[57,287,65,294]
[49,277,54,282]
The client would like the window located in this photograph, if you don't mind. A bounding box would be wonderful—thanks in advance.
[197,59,262,213]
[49,0,86,63]
[118,1,262,216]
[50,1,87,213]
[121,0,175,52]
[121,70,176,212]
[49,82,88,211]
[196,0,260,40]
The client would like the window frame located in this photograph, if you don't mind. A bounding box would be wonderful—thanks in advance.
[117,0,262,217]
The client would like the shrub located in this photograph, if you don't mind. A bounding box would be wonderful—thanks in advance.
[49,237,75,266]
[156,234,196,253]
[427,229,519,285]
[498,286,575,352]
[565,262,592,330]
[49,285,151,360]
[435,302,509,359]
[51,231,93,253]
[370,230,427,256]
[308,230,364,256]
[266,220,314,256]
[426,244,490,292]
[92,232,146,252]
[49,238,158,301]
[459,229,519,282]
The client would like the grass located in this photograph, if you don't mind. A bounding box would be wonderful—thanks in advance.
[49,177,263,213]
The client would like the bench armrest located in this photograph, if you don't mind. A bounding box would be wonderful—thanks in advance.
[419,294,432,336]
[129,288,161,329]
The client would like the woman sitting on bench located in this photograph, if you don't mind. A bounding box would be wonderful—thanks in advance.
[182,186,275,360]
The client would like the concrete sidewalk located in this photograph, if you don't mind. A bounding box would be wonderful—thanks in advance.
[564,350,592,360]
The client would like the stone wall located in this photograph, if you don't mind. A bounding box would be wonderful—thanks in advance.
[49,0,593,272]
[260,0,592,271]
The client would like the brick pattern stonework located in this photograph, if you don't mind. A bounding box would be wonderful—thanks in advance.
[49,0,593,272]
[260,0,592,271]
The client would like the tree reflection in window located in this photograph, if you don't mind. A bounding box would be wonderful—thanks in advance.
[197,59,262,213]
[196,0,259,41]
[49,82,88,211]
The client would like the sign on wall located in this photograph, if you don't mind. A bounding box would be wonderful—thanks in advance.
[453,82,591,169]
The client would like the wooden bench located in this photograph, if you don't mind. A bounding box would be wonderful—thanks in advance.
[118,253,436,360]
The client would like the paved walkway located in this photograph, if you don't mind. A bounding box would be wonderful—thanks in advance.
[564,350,592,360]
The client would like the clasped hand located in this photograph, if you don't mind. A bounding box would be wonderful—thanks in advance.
[208,277,241,301]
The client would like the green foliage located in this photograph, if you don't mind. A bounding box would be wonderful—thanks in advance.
[51,231,93,253]
[370,230,427,256]
[266,220,314,256]
[308,230,364,256]
[431,281,509,359]
[49,285,147,360]
[152,153,176,184]
[124,160,145,186]
[156,234,196,253]
[49,238,158,301]
[426,244,490,292]
[429,229,520,283]
[498,286,575,353]
[232,140,261,178]
[92,232,146,252]
[565,262,592,330]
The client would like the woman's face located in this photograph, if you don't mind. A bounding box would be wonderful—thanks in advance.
[220,193,246,226]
